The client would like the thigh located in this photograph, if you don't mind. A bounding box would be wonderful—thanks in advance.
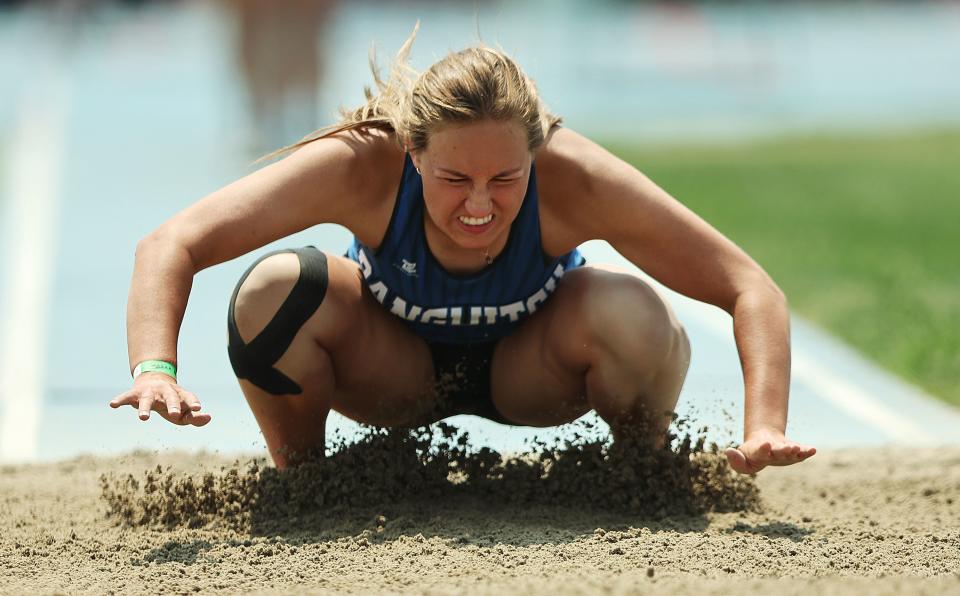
[489,264,682,427]
[318,255,439,426]
[487,271,592,427]
[234,251,439,428]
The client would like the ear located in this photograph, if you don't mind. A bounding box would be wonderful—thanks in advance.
[408,149,423,173]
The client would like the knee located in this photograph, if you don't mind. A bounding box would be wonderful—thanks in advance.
[562,268,687,366]
[231,251,304,341]
[227,247,330,395]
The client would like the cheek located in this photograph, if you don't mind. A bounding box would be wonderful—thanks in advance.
[498,185,527,215]
[422,187,462,222]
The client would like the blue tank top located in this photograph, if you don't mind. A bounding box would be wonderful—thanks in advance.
[346,154,585,344]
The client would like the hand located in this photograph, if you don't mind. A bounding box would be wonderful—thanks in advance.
[724,429,815,474]
[109,373,212,427]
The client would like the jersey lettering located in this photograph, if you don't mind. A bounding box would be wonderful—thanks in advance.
[421,308,448,324]
[390,296,422,321]
[499,301,526,322]
[369,281,388,304]
[354,246,574,328]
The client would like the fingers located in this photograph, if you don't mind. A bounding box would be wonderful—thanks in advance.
[138,390,156,420]
[767,442,816,465]
[183,410,212,427]
[162,409,212,427]
[792,444,816,462]
[109,387,161,420]
[175,386,203,412]
[160,384,182,418]
[109,390,137,409]
[162,395,212,427]
[752,443,817,469]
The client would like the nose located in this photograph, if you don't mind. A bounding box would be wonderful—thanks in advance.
[464,188,492,217]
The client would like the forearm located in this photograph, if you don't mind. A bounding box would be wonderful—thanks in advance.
[126,236,196,375]
[730,284,791,439]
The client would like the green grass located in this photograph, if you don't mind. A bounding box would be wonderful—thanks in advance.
[605,130,960,407]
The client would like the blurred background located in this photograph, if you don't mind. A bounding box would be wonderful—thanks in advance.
[1,0,958,463]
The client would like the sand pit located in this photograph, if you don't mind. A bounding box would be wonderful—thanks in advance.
[1,423,959,595]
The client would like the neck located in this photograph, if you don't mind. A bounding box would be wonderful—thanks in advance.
[424,217,508,275]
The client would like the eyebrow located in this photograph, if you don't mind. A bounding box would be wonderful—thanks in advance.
[436,167,524,178]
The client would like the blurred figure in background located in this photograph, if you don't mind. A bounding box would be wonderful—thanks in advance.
[228,0,337,155]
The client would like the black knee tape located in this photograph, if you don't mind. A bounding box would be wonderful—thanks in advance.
[227,246,328,395]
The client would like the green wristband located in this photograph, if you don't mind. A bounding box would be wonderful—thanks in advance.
[132,360,177,381]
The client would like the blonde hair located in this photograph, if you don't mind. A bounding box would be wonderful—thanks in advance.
[262,24,561,161]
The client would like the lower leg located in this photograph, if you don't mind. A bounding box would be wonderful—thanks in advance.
[236,344,334,470]
[587,326,691,450]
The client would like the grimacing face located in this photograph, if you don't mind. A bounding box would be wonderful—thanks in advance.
[409,119,533,255]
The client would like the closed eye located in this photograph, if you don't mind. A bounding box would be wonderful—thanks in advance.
[441,176,519,185]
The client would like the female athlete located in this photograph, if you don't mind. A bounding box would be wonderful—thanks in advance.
[109,33,816,475]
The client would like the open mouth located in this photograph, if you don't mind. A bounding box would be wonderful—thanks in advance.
[458,214,494,227]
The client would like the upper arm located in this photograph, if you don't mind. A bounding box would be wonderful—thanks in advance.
[539,129,779,312]
[143,130,399,272]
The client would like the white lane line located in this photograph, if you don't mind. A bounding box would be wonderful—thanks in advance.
[791,351,927,443]
[0,68,69,463]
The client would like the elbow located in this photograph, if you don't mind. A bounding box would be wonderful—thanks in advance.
[136,223,177,249]
[134,230,199,274]
[135,232,159,252]
[135,232,162,258]
[760,274,787,309]
[135,230,174,258]
[727,272,787,315]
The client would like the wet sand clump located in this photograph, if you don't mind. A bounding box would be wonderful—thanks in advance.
[100,418,759,532]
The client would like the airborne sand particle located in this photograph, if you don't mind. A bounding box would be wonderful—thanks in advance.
[100,415,759,533]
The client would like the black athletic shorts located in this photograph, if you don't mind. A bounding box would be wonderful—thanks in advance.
[425,341,515,425]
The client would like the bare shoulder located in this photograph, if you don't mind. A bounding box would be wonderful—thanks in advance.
[535,126,763,312]
[291,127,405,240]
[352,129,408,246]
[535,126,624,255]
[150,126,405,273]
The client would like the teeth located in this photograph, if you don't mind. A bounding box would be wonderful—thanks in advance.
[459,214,494,226]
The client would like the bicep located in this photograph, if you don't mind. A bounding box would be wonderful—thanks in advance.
[578,146,772,311]
[146,136,364,272]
